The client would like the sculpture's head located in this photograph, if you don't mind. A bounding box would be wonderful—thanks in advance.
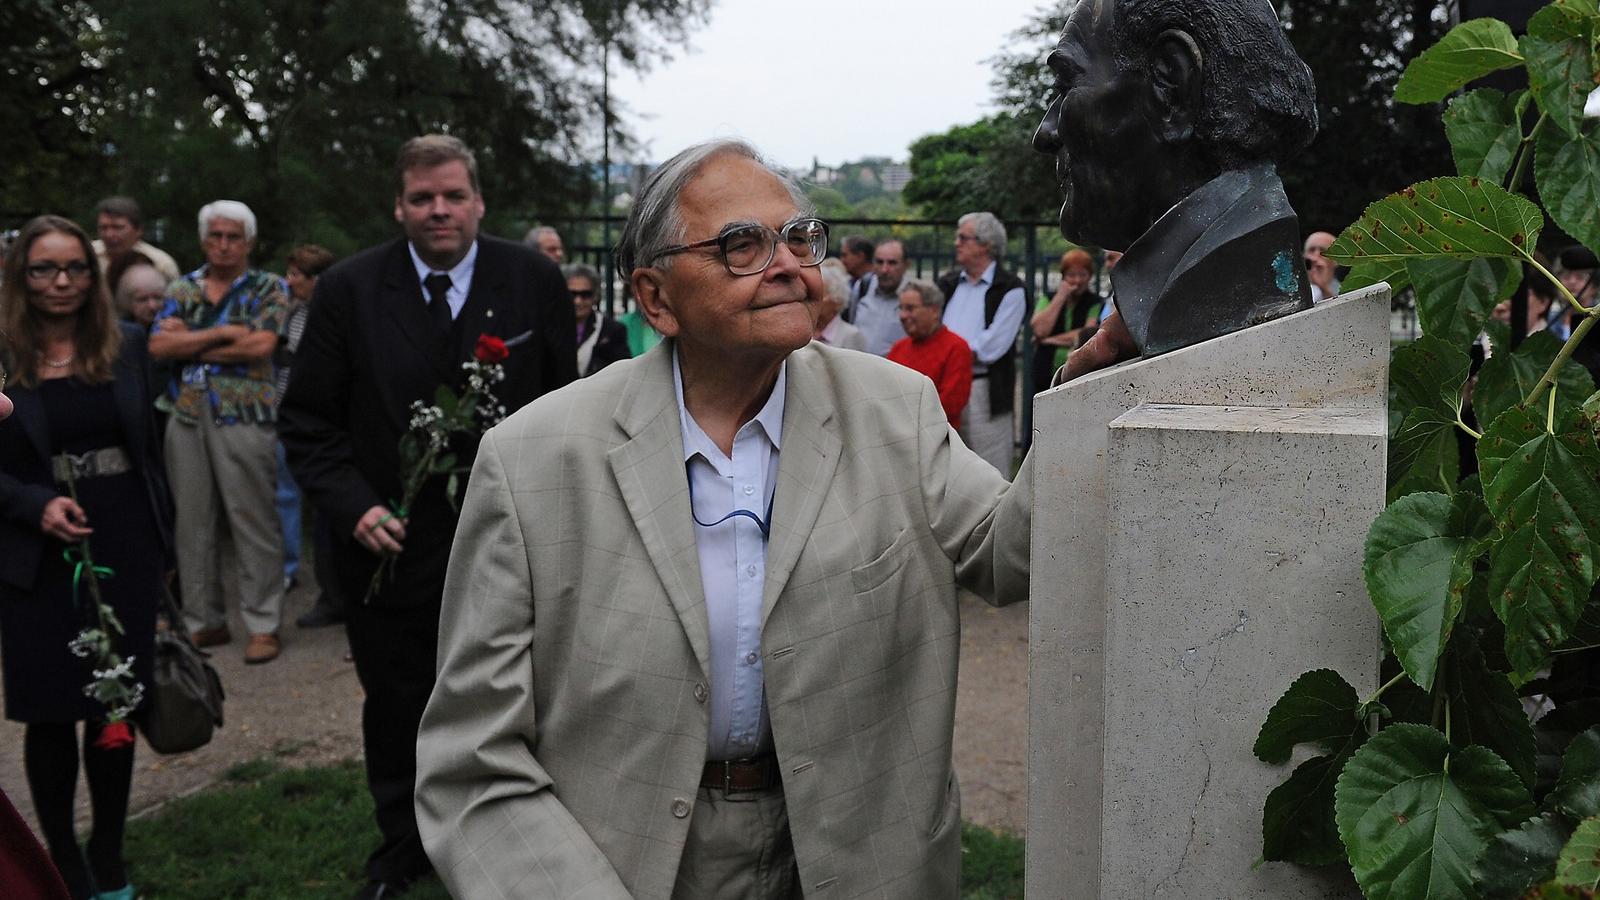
[1032,0,1317,250]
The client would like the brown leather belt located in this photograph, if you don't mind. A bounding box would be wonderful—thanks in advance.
[700,756,780,793]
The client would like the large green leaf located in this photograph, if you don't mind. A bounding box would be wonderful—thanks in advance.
[1551,728,1600,821]
[1448,640,1538,788]
[1389,337,1472,500]
[1254,668,1363,763]
[1345,258,1412,295]
[1557,816,1600,888]
[1263,752,1354,866]
[1473,331,1597,436]
[1474,813,1572,897]
[1478,406,1600,675]
[1445,88,1528,184]
[1329,177,1543,266]
[1524,0,1600,138]
[1396,18,1525,105]
[1537,118,1600,254]
[1409,256,1520,348]
[1335,724,1534,899]
[1365,493,1493,690]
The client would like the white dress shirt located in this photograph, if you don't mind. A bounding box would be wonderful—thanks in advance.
[854,278,909,357]
[408,239,479,319]
[675,349,783,761]
[943,260,1027,371]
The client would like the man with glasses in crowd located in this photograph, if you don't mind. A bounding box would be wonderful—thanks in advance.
[937,212,1026,474]
[416,138,1033,900]
[850,238,913,356]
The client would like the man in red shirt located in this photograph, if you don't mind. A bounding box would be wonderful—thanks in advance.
[887,278,973,430]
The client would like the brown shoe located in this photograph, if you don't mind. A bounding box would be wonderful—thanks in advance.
[190,625,231,648]
[244,633,280,664]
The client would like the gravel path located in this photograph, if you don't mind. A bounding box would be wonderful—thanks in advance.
[0,583,1027,839]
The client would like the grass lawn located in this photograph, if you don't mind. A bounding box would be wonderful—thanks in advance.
[125,760,1024,899]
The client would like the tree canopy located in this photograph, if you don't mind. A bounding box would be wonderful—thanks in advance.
[2,0,709,265]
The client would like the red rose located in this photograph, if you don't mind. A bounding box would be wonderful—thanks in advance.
[474,334,509,364]
[94,720,134,750]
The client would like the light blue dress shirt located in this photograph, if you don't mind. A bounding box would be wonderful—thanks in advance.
[674,350,784,761]
[407,239,479,319]
[943,260,1027,371]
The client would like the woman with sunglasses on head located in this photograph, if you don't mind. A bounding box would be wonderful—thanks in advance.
[0,215,173,900]
[564,262,632,377]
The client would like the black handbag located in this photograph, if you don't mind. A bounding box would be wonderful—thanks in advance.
[140,587,225,754]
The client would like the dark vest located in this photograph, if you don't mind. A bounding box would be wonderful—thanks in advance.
[937,266,1024,416]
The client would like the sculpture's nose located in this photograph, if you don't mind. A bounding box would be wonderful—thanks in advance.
[1033,97,1062,153]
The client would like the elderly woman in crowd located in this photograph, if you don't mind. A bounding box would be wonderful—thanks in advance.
[1029,248,1104,394]
[815,258,867,350]
[0,215,173,900]
[564,262,631,377]
[105,252,168,329]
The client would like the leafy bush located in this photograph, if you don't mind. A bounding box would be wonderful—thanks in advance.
[1256,2,1600,897]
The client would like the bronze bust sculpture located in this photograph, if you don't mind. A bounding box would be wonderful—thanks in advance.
[1034,0,1319,371]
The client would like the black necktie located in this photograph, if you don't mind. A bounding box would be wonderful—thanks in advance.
[424,272,452,334]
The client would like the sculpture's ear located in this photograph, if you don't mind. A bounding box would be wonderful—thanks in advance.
[1147,28,1202,143]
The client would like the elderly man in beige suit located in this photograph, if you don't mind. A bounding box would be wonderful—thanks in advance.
[416,139,1033,899]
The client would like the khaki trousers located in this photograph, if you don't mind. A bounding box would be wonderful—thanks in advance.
[165,415,285,636]
[959,380,1015,475]
[671,784,802,900]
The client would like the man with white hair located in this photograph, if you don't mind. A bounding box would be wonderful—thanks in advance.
[150,200,290,663]
[525,225,566,263]
[416,138,1032,899]
[1303,231,1340,303]
[937,212,1026,474]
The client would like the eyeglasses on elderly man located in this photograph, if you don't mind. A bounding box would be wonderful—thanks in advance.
[647,216,829,276]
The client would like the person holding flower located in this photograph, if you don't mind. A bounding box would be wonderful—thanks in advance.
[279,134,575,898]
[0,215,174,900]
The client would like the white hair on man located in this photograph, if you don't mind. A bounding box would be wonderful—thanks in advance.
[958,211,1006,260]
[197,200,258,242]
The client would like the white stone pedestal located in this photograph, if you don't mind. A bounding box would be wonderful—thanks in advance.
[1026,288,1391,898]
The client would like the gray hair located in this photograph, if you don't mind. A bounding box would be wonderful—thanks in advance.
[197,200,257,243]
[526,225,561,246]
[900,278,946,310]
[959,211,1006,260]
[819,264,851,305]
[561,262,600,285]
[614,138,813,278]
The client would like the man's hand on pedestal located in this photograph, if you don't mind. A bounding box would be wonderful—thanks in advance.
[1054,312,1138,386]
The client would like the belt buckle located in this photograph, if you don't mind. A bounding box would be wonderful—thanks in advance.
[721,760,734,793]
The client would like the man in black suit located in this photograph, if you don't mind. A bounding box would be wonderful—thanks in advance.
[278,134,576,898]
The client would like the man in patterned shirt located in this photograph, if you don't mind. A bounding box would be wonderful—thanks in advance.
[150,200,290,664]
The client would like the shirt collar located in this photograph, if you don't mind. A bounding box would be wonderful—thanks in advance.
[961,260,997,287]
[672,346,786,467]
[407,239,479,290]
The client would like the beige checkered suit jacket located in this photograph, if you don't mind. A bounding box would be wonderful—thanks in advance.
[417,339,1032,899]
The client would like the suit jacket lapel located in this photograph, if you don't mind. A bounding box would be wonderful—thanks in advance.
[762,347,841,627]
[605,341,712,679]
[380,241,455,382]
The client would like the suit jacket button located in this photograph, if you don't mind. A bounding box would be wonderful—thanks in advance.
[693,682,708,703]
[671,798,691,818]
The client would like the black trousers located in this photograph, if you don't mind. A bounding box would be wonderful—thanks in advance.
[344,593,442,884]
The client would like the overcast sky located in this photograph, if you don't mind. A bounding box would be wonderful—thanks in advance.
[611,0,1055,170]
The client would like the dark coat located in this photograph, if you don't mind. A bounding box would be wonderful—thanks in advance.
[0,323,174,593]
[581,313,633,377]
[277,235,576,609]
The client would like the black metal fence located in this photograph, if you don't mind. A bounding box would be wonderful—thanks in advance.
[537,215,1107,451]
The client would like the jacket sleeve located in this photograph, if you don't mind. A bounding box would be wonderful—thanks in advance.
[914,373,1032,606]
[276,267,384,539]
[417,430,629,898]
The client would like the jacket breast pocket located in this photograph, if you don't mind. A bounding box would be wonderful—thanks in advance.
[851,528,913,595]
